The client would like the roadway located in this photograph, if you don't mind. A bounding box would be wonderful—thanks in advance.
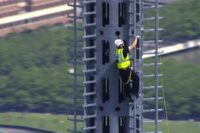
[143,39,200,59]
[0,126,53,133]
[0,127,41,133]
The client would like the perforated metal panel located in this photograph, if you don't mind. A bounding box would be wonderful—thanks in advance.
[79,0,164,133]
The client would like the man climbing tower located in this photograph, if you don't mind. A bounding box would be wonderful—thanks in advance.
[115,31,140,101]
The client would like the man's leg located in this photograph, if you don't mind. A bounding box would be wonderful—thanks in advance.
[131,70,139,97]
[123,83,133,101]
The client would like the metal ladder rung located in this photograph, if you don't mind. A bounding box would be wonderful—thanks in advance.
[83,69,96,73]
[136,128,141,131]
[136,24,142,28]
[83,11,96,16]
[83,91,95,96]
[128,24,141,29]
[129,103,141,109]
[83,126,96,130]
[129,102,135,106]
[144,40,163,43]
[84,23,96,27]
[143,51,163,55]
[128,12,141,16]
[143,109,163,113]
[83,103,96,108]
[144,120,154,123]
[143,120,162,123]
[128,23,134,26]
[128,0,140,3]
[67,2,82,8]
[143,5,163,9]
[83,34,96,39]
[143,74,163,78]
[83,114,96,119]
[143,62,162,67]
[143,2,155,5]
[143,97,163,101]
[143,85,163,90]
[83,80,96,84]
[83,46,96,50]
[129,127,134,130]
[143,28,163,32]
[83,57,96,62]
[82,0,96,4]
[136,47,141,50]
[143,16,163,21]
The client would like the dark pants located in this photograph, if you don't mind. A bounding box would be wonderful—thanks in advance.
[119,68,139,99]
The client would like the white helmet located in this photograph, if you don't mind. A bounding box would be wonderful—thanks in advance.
[115,39,123,47]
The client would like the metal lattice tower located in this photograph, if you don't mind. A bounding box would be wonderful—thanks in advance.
[141,0,164,133]
[68,0,84,133]
[70,0,164,133]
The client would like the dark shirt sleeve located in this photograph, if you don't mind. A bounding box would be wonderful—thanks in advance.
[123,46,129,58]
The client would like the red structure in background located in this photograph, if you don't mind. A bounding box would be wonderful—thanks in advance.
[0,0,74,38]
[26,0,67,11]
[0,0,26,18]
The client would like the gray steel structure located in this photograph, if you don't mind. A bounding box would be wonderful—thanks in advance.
[67,1,84,133]
[70,0,164,133]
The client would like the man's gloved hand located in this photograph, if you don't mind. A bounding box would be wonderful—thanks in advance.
[135,35,140,39]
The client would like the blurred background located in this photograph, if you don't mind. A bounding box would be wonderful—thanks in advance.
[0,0,199,133]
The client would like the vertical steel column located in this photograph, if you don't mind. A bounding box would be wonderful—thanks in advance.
[82,0,165,133]
[141,0,164,133]
[83,0,97,132]
[128,0,143,133]
[95,1,130,133]
[155,0,159,132]
[83,0,135,133]
[140,1,145,132]
[68,0,84,133]
[127,0,136,132]
[73,1,77,132]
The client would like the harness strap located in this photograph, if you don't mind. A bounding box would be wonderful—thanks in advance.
[122,71,132,85]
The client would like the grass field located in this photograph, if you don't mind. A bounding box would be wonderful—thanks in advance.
[162,120,200,133]
[0,113,199,133]
[144,119,200,133]
[0,112,75,133]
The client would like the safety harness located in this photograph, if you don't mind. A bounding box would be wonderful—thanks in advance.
[116,48,131,84]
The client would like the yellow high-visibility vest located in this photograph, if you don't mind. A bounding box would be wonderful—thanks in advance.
[116,48,130,69]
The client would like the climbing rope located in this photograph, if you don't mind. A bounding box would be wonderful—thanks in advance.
[159,56,170,133]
